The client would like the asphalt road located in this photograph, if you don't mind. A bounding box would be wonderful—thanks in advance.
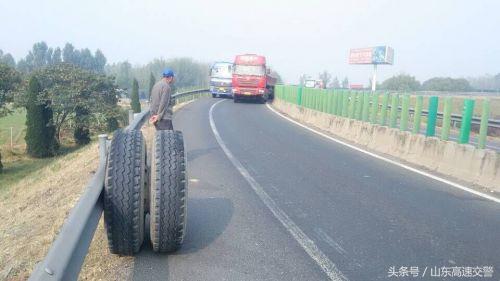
[132,97,500,281]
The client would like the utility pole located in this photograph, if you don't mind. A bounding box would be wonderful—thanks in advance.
[372,64,378,92]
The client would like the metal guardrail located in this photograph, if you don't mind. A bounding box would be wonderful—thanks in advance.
[172,88,209,99]
[352,96,500,130]
[276,85,500,149]
[407,90,500,97]
[387,105,500,129]
[172,88,210,104]
[28,89,208,281]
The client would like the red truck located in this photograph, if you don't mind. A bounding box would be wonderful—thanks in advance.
[232,54,276,103]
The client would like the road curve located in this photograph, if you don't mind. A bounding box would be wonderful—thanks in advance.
[132,97,500,281]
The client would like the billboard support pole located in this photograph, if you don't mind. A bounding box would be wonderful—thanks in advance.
[371,64,377,92]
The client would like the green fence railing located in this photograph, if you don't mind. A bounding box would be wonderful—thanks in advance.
[274,85,498,149]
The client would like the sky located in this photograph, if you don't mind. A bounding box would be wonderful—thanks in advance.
[1,0,499,85]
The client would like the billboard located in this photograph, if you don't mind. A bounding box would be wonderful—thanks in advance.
[349,46,394,65]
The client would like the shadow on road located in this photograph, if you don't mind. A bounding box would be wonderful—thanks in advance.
[132,197,234,280]
[179,196,234,253]
[187,146,219,162]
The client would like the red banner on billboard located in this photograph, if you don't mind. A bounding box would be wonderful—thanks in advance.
[349,46,394,65]
[348,48,373,64]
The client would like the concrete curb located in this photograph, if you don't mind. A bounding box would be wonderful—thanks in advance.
[272,99,500,192]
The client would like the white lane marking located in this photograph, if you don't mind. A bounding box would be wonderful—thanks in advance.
[209,100,348,281]
[268,184,279,193]
[314,228,347,256]
[266,103,500,204]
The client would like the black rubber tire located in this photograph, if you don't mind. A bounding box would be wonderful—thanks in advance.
[104,129,146,255]
[233,97,239,103]
[212,93,217,98]
[268,86,275,100]
[150,130,187,253]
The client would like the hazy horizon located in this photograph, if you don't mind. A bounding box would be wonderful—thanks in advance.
[1,0,499,85]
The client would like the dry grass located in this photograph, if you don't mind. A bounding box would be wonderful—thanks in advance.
[79,219,133,281]
[0,142,133,280]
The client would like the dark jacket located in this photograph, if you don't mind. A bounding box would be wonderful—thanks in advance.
[150,79,173,120]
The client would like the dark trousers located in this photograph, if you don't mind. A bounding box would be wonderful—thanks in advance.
[154,119,173,130]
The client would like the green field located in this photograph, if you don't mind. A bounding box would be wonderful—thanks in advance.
[0,108,26,147]
[0,108,79,190]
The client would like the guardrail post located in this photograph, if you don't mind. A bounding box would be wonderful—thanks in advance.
[323,90,327,112]
[350,91,356,118]
[348,91,355,119]
[441,97,452,140]
[346,90,353,118]
[304,88,309,108]
[342,90,349,117]
[370,92,379,123]
[478,99,490,149]
[315,89,320,110]
[308,88,312,109]
[320,90,324,111]
[318,89,326,112]
[389,93,399,128]
[310,89,314,109]
[326,90,330,112]
[98,134,108,166]
[297,86,307,107]
[351,92,357,119]
[320,89,330,112]
[311,89,319,110]
[325,90,330,112]
[337,90,343,116]
[307,89,311,108]
[459,99,475,144]
[307,88,312,109]
[331,90,336,114]
[312,89,316,110]
[331,90,338,115]
[426,96,439,136]
[355,92,363,120]
[297,86,303,106]
[400,94,410,131]
[412,96,423,134]
[361,91,370,121]
[128,109,134,125]
[380,92,389,125]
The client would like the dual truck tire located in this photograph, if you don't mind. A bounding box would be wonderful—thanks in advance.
[104,129,186,255]
[150,130,187,253]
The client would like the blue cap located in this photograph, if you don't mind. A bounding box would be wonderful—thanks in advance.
[162,68,175,77]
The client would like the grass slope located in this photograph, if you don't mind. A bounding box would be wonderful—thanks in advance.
[0,142,132,280]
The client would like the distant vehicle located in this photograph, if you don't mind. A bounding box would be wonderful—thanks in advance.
[304,79,324,88]
[209,62,233,98]
[232,54,277,103]
[349,84,364,90]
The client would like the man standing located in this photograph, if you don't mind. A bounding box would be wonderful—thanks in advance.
[150,68,175,130]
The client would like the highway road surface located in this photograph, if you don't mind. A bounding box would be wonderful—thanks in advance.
[133,97,500,281]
